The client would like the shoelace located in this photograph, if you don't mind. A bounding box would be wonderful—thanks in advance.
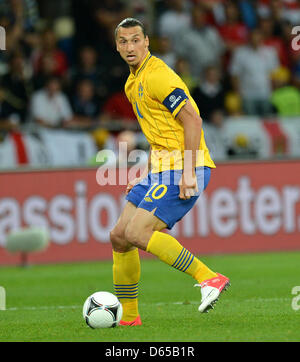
[194,282,208,288]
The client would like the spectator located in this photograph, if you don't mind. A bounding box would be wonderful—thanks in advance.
[101,91,137,132]
[259,16,288,66]
[92,0,132,97]
[158,0,191,46]
[271,66,300,116]
[53,17,76,67]
[88,2,136,95]
[230,28,279,116]
[32,51,57,90]
[91,0,133,89]
[1,0,300,168]
[2,51,33,122]
[70,79,101,128]
[257,0,285,37]
[116,130,139,167]
[8,0,40,32]
[197,0,227,27]
[93,0,131,52]
[218,1,249,62]
[153,36,177,70]
[32,29,68,78]
[239,0,258,29]
[0,0,40,56]
[126,0,153,33]
[31,76,73,128]
[257,0,300,29]
[174,57,196,92]
[0,84,20,132]
[281,0,300,26]
[69,46,107,100]
[176,4,225,78]
[192,65,225,123]
[209,109,225,129]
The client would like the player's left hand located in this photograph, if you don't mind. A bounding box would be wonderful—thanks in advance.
[179,171,198,200]
[126,177,142,195]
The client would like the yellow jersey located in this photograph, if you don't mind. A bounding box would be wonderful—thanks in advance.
[125,52,216,173]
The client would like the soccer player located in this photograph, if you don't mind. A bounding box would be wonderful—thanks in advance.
[111,18,230,326]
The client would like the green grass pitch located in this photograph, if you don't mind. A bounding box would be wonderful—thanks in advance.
[0,251,300,342]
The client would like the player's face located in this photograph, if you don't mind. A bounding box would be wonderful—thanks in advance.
[116,26,149,72]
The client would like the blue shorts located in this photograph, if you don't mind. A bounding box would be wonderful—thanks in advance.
[126,167,211,229]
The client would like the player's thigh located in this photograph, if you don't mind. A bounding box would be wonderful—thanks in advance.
[129,207,168,232]
[110,201,137,250]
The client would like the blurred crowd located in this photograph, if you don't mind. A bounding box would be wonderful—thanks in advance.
[0,0,300,155]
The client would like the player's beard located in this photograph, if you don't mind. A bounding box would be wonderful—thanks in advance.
[125,54,138,66]
[127,50,147,70]
[124,56,141,72]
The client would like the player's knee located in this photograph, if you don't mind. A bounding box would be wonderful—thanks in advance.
[110,227,122,243]
[110,227,129,252]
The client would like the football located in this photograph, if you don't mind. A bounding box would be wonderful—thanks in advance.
[82,291,123,329]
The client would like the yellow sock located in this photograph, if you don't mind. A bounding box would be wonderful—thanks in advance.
[146,231,217,283]
[113,248,140,322]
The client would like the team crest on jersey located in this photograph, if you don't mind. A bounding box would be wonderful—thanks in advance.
[138,83,143,98]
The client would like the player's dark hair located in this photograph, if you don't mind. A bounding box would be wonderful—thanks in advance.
[115,18,147,38]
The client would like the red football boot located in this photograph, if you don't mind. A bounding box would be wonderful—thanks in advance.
[195,273,230,313]
[119,315,142,326]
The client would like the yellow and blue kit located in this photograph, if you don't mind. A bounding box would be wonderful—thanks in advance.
[125,52,215,229]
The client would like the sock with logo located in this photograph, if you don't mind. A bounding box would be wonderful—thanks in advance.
[146,231,217,283]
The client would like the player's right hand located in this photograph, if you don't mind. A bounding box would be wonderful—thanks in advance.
[179,170,198,200]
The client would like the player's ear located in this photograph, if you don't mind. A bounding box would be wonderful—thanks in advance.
[145,35,149,48]
[115,31,121,52]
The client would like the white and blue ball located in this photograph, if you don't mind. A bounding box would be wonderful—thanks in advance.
[82,291,123,329]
